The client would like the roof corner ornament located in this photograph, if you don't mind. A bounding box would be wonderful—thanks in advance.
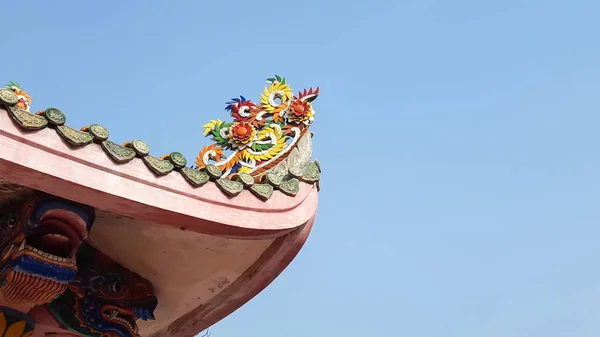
[195,75,320,179]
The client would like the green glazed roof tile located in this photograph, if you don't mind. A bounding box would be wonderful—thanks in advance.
[56,125,94,146]
[205,164,223,179]
[88,124,109,141]
[7,106,47,130]
[279,178,300,197]
[301,162,320,183]
[216,178,244,197]
[237,173,255,187]
[129,139,150,156]
[44,108,66,126]
[0,89,18,105]
[263,172,282,187]
[249,184,274,201]
[181,167,210,187]
[101,140,136,163]
[142,155,175,176]
[169,152,187,169]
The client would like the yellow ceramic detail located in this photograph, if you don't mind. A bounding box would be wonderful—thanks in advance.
[260,82,293,113]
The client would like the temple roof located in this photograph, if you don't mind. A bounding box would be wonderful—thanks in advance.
[0,77,321,202]
[0,78,321,337]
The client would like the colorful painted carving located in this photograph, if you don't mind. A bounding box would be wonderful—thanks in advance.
[0,188,157,337]
[3,82,31,112]
[196,75,319,177]
[47,243,158,337]
[0,193,95,305]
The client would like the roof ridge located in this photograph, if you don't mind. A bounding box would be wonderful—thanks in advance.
[0,78,321,201]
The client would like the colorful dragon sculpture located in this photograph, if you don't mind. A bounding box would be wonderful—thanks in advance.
[195,75,319,177]
[47,243,158,337]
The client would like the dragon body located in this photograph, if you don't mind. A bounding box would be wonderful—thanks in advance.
[196,75,319,178]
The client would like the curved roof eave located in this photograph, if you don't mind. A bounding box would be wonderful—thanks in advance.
[0,109,319,238]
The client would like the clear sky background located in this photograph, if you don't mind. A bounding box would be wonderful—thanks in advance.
[4,1,600,336]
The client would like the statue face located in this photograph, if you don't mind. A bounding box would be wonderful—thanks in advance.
[0,192,157,337]
[47,243,158,337]
[0,193,95,305]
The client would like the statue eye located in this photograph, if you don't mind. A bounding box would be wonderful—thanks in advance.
[6,216,18,229]
[109,282,124,293]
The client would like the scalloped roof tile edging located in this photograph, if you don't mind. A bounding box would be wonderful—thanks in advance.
[0,88,321,201]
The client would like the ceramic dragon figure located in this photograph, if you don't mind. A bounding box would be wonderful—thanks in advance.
[196,75,319,179]
[46,243,158,337]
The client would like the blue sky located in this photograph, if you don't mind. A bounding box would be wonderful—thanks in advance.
[4,0,600,336]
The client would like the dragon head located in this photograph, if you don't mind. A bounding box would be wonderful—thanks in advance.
[0,193,95,305]
[5,82,32,112]
[48,243,158,337]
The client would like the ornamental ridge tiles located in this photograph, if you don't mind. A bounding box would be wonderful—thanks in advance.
[0,77,321,201]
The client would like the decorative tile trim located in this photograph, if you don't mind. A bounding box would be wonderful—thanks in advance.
[0,83,320,201]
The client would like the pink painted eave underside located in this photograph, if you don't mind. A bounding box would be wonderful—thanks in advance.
[0,109,319,238]
[155,216,315,337]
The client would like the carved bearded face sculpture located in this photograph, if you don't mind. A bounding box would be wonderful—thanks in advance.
[0,193,95,305]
